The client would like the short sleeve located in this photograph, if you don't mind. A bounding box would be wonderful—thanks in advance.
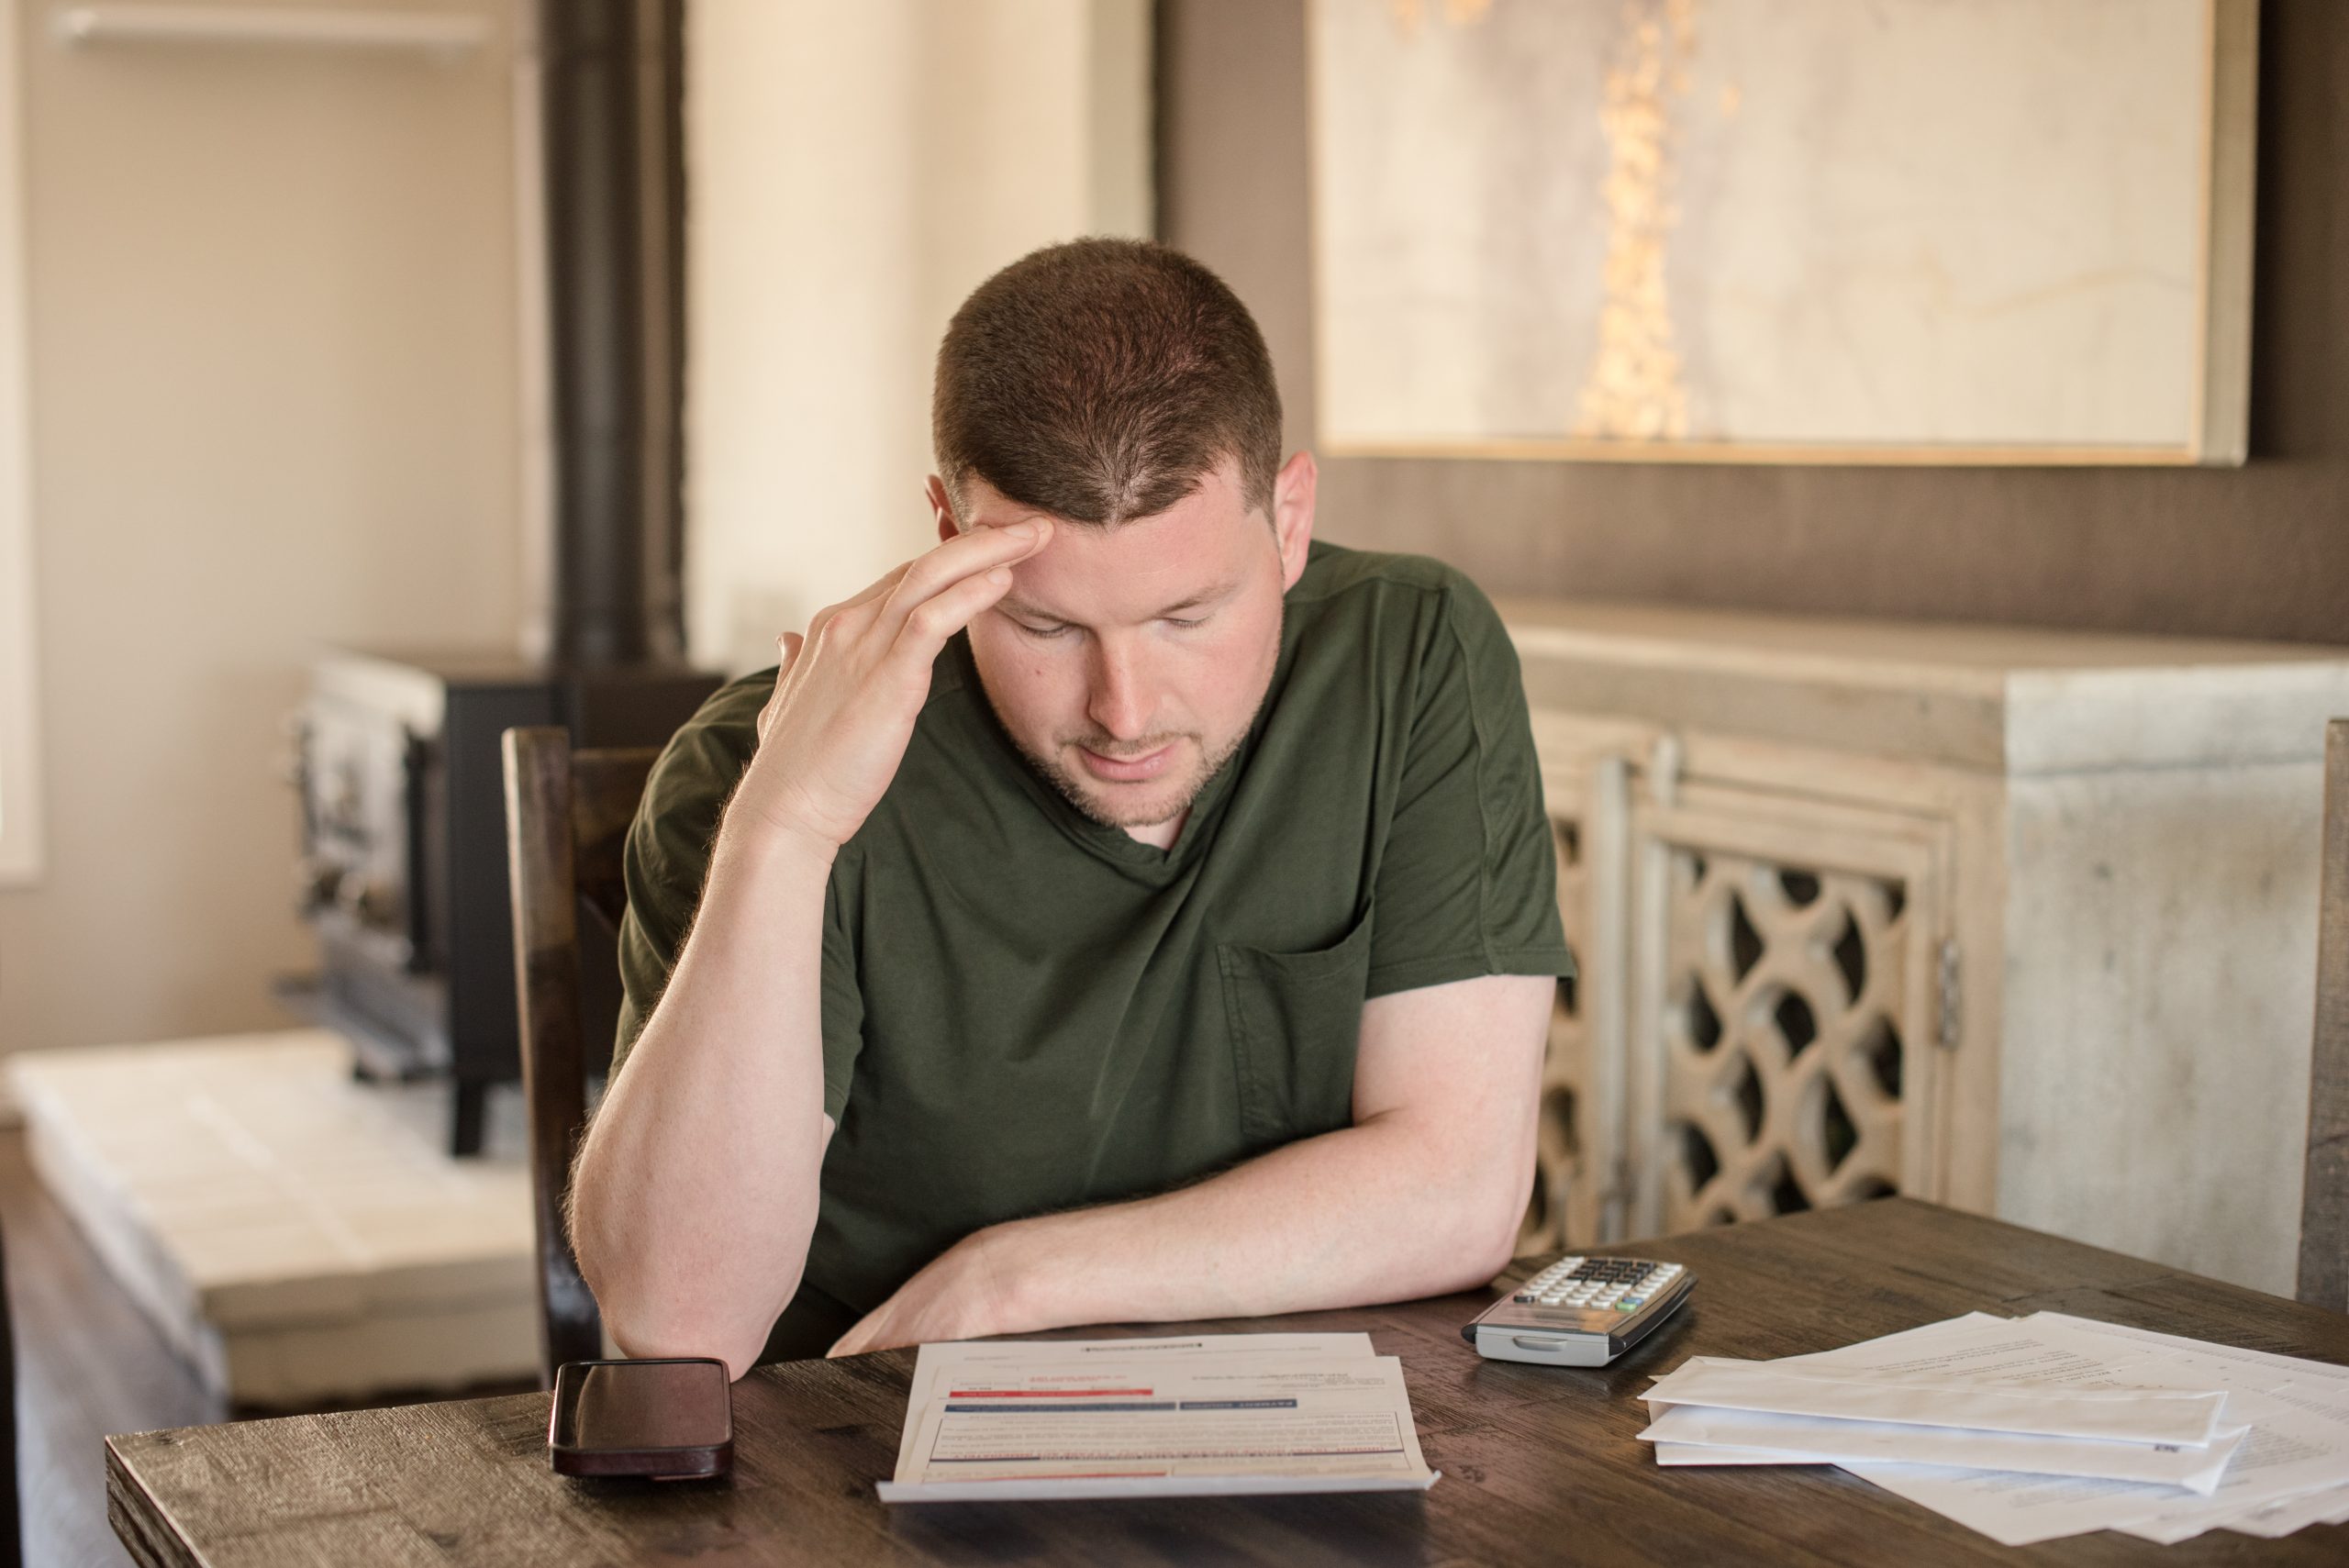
[610,673,869,1124]
[1364,576,1574,997]
[611,676,763,1075]
[816,868,865,1122]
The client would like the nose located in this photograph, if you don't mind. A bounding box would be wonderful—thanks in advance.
[1085,635,1155,743]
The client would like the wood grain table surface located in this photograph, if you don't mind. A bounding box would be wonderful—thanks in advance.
[107,1199,2349,1566]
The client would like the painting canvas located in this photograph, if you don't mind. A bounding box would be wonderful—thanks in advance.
[1309,0,2255,464]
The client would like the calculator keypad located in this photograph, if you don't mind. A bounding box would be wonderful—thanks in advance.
[1511,1257,1683,1315]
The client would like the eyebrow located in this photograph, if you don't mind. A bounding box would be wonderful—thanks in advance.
[1000,580,1241,625]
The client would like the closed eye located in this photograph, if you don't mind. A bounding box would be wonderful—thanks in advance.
[1163,617,1208,630]
[1012,618,1075,640]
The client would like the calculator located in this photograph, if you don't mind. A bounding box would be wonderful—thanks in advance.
[1460,1254,1696,1367]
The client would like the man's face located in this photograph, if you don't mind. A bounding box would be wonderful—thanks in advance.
[934,451,1317,844]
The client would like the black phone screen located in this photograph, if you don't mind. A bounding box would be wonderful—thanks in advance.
[551,1359,731,1451]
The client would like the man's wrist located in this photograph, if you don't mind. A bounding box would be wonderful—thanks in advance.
[947,1219,1028,1334]
[712,807,840,884]
[967,1211,1107,1336]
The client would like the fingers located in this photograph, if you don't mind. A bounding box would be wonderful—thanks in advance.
[806,522,1044,651]
[762,520,1049,751]
[755,630,807,744]
[881,519,1052,633]
[839,561,912,613]
[891,561,1020,664]
[801,562,914,658]
[827,1314,879,1359]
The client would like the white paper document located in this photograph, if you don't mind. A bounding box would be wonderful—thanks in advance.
[2210,1479,2349,1539]
[1692,1312,2224,1407]
[1846,1399,2349,1550]
[1641,1310,2349,1547]
[877,1333,1440,1503]
[888,1332,1379,1475]
[2094,1383,2349,1544]
[1841,1330,2349,1546]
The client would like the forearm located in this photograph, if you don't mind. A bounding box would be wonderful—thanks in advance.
[572,821,835,1376]
[983,1113,1531,1333]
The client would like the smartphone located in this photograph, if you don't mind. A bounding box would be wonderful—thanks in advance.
[548,1357,734,1479]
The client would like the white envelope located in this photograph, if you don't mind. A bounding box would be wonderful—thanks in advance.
[1641,1401,2248,1493]
[1653,1441,1821,1466]
[1642,1361,2227,1446]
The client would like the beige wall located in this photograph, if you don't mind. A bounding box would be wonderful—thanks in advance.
[0,1,40,884]
[0,0,527,1057]
[0,0,1153,1056]
[685,0,1152,674]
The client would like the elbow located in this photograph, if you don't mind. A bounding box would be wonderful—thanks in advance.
[1391,1127,1531,1293]
[1453,1168,1531,1289]
[621,1326,767,1386]
[1463,1207,1523,1289]
[1414,1177,1526,1296]
[572,1213,787,1383]
[599,1293,775,1384]
[1484,1219,1525,1283]
[1422,1226,1518,1301]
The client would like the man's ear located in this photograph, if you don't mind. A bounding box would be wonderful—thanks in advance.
[1271,450,1319,591]
[926,475,959,543]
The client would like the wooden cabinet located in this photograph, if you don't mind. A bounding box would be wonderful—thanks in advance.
[1500,603,2349,1297]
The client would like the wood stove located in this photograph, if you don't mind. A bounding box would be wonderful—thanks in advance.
[293,652,713,1154]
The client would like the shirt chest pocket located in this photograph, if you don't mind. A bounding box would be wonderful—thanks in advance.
[1217,907,1375,1154]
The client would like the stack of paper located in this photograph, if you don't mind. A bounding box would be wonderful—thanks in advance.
[877,1332,1441,1502]
[1640,1311,2349,1546]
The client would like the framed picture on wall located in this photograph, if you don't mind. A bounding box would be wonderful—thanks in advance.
[1308,0,2259,466]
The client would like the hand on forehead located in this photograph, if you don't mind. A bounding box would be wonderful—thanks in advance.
[968,466,1272,628]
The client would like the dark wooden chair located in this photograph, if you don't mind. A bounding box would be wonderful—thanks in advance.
[501,727,661,1386]
[2300,718,2349,1312]
[1,1219,20,1568]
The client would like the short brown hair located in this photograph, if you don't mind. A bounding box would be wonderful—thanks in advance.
[932,239,1283,527]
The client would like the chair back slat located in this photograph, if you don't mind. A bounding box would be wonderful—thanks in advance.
[572,750,655,926]
[502,727,659,1385]
[2301,718,2349,1311]
[0,1223,19,1568]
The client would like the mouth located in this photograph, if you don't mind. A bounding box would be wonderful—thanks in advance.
[1075,742,1177,784]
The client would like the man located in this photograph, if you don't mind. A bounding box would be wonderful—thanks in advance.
[573,239,1571,1376]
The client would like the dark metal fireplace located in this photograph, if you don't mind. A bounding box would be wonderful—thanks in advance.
[289,0,716,1154]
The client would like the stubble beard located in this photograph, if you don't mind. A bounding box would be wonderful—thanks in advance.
[1022,720,1255,831]
[979,617,1281,834]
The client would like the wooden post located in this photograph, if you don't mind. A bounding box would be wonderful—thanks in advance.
[501,727,604,1384]
[2299,719,2349,1310]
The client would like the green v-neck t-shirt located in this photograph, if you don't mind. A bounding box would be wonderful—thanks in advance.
[611,541,1573,1359]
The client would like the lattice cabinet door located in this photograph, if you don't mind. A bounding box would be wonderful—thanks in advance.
[1624,786,1957,1240]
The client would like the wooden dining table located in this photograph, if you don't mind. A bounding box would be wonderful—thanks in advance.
[107,1198,2349,1565]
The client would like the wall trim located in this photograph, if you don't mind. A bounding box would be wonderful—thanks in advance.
[0,0,47,887]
